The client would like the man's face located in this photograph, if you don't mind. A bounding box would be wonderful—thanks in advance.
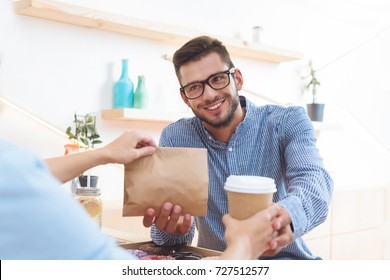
[178,52,243,129]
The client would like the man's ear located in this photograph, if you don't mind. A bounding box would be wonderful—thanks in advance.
[233,68,243,91]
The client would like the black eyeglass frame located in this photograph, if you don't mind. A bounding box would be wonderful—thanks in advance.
[180,67,236,100]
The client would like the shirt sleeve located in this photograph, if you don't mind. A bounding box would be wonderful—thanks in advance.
[276,107,334,238]
[0,142,135,260]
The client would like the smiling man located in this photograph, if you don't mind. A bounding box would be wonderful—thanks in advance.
[143,36,334,260]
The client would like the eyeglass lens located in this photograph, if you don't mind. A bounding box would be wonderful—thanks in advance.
[183,71,231,99]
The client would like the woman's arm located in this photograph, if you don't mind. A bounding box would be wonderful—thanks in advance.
[46,131,156,183]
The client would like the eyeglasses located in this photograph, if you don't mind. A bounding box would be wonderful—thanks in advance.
[180,68,236,100]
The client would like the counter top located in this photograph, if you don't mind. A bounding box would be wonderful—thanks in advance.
[102,227,150,245]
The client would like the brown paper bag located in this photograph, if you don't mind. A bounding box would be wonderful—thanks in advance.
[123,147,208,217]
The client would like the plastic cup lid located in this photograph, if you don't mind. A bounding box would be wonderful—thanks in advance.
[224,175,276,194]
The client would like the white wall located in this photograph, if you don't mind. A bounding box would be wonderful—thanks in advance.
[1,0,390,200]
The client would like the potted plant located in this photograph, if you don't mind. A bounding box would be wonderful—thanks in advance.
[65,112,102,188]
[304,60,325,122]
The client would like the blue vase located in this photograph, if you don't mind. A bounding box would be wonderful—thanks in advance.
[134,75,148,109]
[113,59,134,108]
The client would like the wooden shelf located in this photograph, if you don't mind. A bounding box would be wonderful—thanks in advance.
[101,108,192,124]
[312,121,342,137]
[312,121,342,132]
[14,0,303,63]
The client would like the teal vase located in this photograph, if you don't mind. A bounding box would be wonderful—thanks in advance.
[113,59,134,108]
[134,75,148,109]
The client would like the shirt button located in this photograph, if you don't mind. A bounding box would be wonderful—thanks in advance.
[228,147,233,152]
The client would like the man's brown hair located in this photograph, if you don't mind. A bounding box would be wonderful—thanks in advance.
[172,36,235,84]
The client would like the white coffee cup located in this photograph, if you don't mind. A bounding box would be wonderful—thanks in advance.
[224,175,276,220]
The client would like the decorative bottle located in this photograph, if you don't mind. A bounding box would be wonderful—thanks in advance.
[75,185,102,228]
[134,75,148,109]
[113,59,134,108]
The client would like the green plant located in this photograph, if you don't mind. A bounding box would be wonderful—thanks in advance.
[66,112,102,150]
[304,61,321,104]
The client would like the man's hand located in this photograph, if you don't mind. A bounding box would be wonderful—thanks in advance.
[262,206,294,256]
[143,202,193,234]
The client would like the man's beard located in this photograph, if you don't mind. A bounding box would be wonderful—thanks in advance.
[191,92,240,128]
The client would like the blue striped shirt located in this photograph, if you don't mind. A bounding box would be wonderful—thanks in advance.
[151,96,333,260]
